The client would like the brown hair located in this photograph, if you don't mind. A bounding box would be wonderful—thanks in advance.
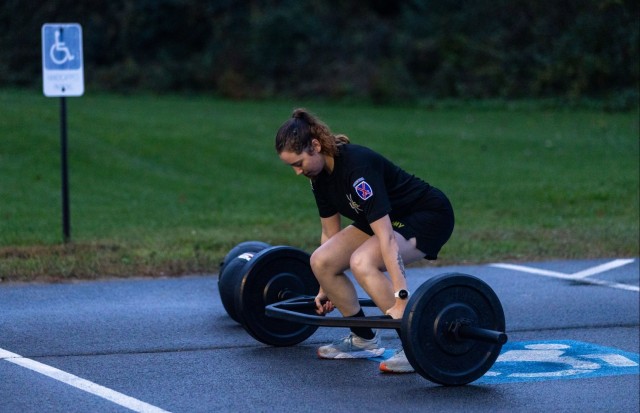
[275,108,350,156]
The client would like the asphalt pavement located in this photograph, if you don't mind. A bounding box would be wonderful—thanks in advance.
[1,257,638,412]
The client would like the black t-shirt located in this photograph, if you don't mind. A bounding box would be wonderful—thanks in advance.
[311,144,436,226]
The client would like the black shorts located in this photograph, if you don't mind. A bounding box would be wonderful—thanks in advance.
[352,189,455,260]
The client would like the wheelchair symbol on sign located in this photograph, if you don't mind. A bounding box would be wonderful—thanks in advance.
[50,29,75,65]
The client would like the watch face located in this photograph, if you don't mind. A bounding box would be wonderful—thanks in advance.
[398,290,409,299]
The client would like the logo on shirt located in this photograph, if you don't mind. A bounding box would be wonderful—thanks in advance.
[346,194,362,214]
[392,221,405,229]
[353,178,373,201]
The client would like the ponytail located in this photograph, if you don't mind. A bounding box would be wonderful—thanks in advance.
[275,108,349,156]
[334,134,350,146]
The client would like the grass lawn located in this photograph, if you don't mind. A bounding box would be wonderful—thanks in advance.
[1,89,638,281]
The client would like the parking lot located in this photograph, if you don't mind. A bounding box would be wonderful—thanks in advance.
[1,258,638,412]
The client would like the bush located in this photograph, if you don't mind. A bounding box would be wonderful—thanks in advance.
[0,0,637,107]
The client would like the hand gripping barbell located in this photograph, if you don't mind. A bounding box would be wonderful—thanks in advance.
[218,244,508,386]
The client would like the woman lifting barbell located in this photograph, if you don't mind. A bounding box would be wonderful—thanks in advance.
[275,108,454,373]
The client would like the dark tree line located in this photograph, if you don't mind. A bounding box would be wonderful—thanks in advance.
[1,0,637,107]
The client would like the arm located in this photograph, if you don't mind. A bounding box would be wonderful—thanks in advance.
[369,214,408,318]
[320,213,341,244]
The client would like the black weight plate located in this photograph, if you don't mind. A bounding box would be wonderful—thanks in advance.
[219,252,257,323]
[401,273,506,386]
[218,240,271,284]
[235,246,319,347]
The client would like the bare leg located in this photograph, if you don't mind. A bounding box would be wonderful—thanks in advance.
[349,232,425,313]
[310,225,370,316]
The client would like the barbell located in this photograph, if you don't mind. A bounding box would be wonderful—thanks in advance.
[218,240,271,322]
[218,243,508,386]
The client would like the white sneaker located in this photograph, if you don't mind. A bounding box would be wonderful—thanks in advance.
[317,331,385,359]
[379,349,415,373]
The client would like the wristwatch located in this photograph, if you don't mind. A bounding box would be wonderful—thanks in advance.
[394,289,410,300]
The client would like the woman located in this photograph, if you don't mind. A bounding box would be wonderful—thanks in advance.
[275,108,454,373]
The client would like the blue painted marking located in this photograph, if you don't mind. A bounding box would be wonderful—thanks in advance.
[369,349,395,362]
[478,340,639,384]
[371,341,639,384]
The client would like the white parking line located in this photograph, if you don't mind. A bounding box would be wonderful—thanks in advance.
[0,348,171,413]
[490,259,639,292]
[571,259,637,279]
[490,263,573,279]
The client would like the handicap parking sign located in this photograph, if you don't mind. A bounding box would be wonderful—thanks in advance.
[42,23,84,97]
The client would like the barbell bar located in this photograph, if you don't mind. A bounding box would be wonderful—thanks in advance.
[219,244,508,386]
[265,297,507,345]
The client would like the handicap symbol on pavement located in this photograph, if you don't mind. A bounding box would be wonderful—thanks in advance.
[477,340,639,384]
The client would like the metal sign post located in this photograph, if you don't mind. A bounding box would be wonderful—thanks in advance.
[60,97,70,242]
[42,23,84,243]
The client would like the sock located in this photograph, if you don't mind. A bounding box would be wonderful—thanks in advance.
[348,309,375,340]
